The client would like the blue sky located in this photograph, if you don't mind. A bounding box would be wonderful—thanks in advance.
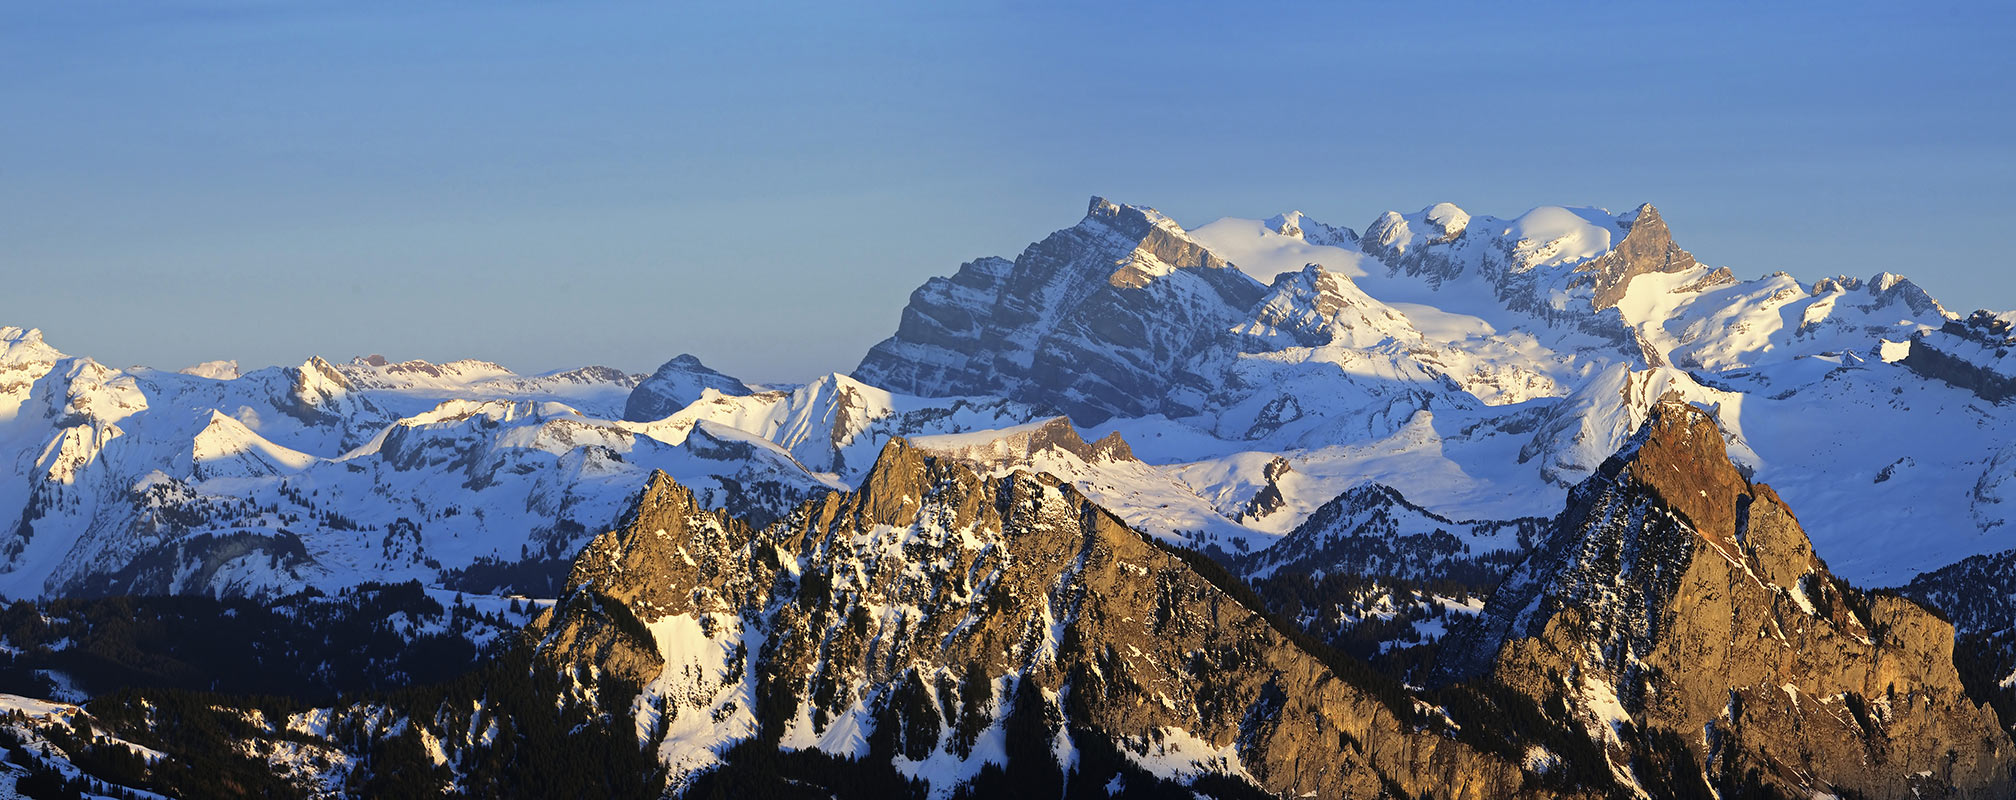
[5,2,2012,382]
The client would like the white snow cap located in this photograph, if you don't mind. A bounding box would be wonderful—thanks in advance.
[180,360,241,380]
[1422,202,1470,237]
[1264,211,1310,238]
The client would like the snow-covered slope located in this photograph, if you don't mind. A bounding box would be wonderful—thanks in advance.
[910,416,1274,554]
[657,372,1041,485]
[0,337,829,599]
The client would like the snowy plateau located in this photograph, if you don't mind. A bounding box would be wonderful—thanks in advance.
[2,195,2015,799]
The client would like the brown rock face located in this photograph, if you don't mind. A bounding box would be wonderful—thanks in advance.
[533,476,758,695]
[533,439,1553,798]
[1575,204,1700,310]
[1448,397,2015,798]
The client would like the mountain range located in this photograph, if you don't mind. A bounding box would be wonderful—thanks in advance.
[1,196,2012,798]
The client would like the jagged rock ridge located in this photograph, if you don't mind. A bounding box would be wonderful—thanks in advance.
[532,439,1548,798]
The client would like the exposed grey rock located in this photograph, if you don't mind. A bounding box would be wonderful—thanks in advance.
[1904,310,2016,402]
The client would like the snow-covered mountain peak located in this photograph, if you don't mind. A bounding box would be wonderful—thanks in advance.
[1264,210,1310,238]
[1956,308,2016,343]
[1263,210,1359,248]
[1236,264,1416,350]
[1356,200,1692,313]
[1086,196,1247,289]
[1498,205,1623,270]
[44,356,148,429]
[854,196,1266,422]
[296,356,355,393]
[1187,214,1372,284]
[1363,203,1471,258]
[623,352,751,422]
[177,360,240,380]
[1,326,67,420]
[337,355,515,389]
[1084,194,1189,239]
[1422,201,1470,236]
[1811,271,1952,320]
[910,415,1136,471]
[0,326,63,366]
[1560,201,1697,309]
[660,370,1040,484]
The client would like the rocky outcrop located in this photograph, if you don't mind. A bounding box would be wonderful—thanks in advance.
[1444,396,2016,798]
[1236,456,1295,523]
[623,354,751,422]
[1904,310,2016,403]
[532,441,1555,798]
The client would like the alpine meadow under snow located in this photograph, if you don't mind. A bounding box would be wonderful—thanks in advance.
[2,196,2014,799]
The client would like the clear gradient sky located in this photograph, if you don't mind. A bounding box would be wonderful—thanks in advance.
[5,2,2012,383]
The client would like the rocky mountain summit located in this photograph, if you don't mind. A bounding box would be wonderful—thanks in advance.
[855,196,1267,424]
[1443,396,2014,798]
